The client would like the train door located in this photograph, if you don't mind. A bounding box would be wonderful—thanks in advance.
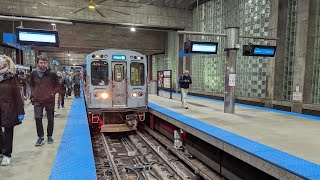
[112,62,127,107]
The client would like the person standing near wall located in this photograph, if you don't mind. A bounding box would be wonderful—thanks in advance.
[0,55,25,166]
[179,70,192,109]
[30,55,59,146]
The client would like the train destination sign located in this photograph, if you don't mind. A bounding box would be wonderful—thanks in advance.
[112,55,126,60]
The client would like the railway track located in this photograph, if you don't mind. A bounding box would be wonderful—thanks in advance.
[92,128,223,180]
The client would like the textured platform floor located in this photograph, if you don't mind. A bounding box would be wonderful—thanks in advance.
[0,96,72,180]
[49,92,96,180]
[149,93,320,179]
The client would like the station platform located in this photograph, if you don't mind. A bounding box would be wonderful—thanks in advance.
[0,94,96,180]
[148,92,320,180]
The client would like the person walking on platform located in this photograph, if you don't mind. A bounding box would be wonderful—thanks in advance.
[0,55,25,166]
[57,72,65,108]
[30,55,59,146]
[73,71,81,98]
[179,70,192,109]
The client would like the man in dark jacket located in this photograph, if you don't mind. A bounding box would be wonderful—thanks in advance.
[30,55,60,146]
[178,70,192,109]
[73,71,81,98]
[0,55,25,166]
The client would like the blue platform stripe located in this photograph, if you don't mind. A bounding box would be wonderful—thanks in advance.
[148,102,320,179]
[50,92,97,180]
[160,90,320,121]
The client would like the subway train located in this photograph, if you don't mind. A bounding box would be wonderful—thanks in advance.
[83,49,148,132]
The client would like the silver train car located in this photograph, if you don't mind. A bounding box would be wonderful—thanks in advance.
[84,49,148,132]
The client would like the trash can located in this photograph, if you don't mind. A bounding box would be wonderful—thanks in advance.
[149,80,157,94]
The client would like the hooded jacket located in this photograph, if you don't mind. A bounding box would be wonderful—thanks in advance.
[0,73,25,127]
[30,68,60,104]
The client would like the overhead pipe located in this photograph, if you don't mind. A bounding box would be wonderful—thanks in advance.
[0,15,73,25]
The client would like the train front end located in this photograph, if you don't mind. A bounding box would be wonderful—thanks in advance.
[84,49,148,132]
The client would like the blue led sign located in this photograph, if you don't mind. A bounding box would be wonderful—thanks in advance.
[112,55,126,60]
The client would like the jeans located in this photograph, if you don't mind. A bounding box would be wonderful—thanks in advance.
[0,125,14,157]
[58,92,65,107]
[74,84,80,97]
[34,102,55,138]
[181,88,189,108]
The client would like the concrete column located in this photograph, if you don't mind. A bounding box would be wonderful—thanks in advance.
[147,55,153,81]
[303,0,318,104]
[182,34,187,71]
[265,0,287,108]
[291,0,311,113]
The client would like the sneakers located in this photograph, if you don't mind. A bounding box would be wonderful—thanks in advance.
[1,156,11,166]
[48,136,54,144]
[35,137,45,146]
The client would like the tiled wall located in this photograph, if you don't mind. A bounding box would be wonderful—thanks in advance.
[283,0,298,101]
[312,0,320,103]
[191,0,271,98]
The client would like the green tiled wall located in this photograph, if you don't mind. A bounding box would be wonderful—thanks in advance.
[283,0,298,101]
[312,0,320,103]
[152,32,178,84]
[191,0,270,98]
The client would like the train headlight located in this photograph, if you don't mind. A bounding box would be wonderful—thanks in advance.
[100,92,109,99]
[94,92,109,99]
[132,92,138,98]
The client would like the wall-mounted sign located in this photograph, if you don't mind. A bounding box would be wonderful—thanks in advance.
[16,28,60,47]
[2,33,31,51]
[243,45,276,57]
[184,41,218,54]
[229,74,236,87]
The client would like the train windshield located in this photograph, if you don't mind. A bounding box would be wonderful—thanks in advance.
[91,61,109,86]
[130,62,145,86]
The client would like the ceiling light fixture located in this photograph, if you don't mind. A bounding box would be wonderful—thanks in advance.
[88,0,95,9]
[130,27,136,32]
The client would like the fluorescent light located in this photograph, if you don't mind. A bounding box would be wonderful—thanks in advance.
[68,54,71,57]
[130,27,136,32]
[70,58,73,61]
[73,64,76,66]
[51,23,56,26]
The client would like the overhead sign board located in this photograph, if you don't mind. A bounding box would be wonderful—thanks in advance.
[2,33,31,51]
[184,41,218,54]
[243,45,276,57]
[16,28,60,47]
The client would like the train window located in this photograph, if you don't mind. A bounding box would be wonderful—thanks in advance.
[130,63,145,86]
[91,61,109,86]
[113,64,125,82]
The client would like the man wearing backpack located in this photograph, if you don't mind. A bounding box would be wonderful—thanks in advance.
[30,55,60,146]
[178,70,192,109]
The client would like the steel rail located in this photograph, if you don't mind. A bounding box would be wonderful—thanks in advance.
[101,134,122,180]
[136,131,189,180]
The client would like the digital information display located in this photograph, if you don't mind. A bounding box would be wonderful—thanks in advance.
[190,41,218,54]
[16,28,59,47]
[112,55,126,60]
[243,45,276,57]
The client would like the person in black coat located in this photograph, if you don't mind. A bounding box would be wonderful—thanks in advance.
[178,70,192,109]
[0,55,25,166]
